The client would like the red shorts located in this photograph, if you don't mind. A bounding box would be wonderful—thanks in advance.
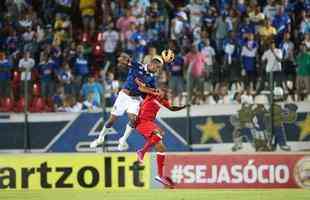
[136,120,162,139]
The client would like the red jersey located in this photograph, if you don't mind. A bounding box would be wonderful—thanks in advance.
[137,95,170,122]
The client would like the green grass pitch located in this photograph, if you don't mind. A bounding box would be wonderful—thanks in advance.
[0,189,309,200]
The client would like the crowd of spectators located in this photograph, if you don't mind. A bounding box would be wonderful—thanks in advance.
[0,0,310,113]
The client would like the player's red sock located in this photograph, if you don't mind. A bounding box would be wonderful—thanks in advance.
[156,152,165,177]
[140,134,161,155]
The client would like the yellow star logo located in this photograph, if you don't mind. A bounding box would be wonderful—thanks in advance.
[298,114,310,141]
[197,118,225,143]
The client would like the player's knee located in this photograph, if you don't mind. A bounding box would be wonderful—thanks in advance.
[128,114,137,128]
[160,131,165,136]
[154,130,164,137]
[155,143,166,152]
[106,115,117,127]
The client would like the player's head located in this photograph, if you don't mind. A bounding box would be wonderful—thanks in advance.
[148,56,163,73]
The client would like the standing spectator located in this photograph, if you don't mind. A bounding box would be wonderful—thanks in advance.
[296,43,310,99]
[167,53,184,106]
[259,19,277,49]
[223,33,240,86]
[279,32,295,87]
[272,5,291,45]
[0,52,12,98]
[171,11,188,46]
[6,30,19,55]
[300,11,310,35]
[37,54,55,100]
[263,0,277,20]
[102,22,119,68]
[79,0,96,31]
[241,33,258,90]
[116,8,137,42]
[184,45,206,104]
[81,76,104,106]
[129,24,147,62]
[184,0,205,29]
[74,45,89,87]
[201,38,216,90]
[214,13,229,53]
[130,0,146,25]
[145,1,163,44]
[260,41,283,91]
[19,51,35,97]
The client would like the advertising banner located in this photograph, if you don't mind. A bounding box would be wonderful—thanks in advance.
[164,154,310,189]
[0,154,150,190]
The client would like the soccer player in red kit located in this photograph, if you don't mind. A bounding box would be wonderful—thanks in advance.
[134,79,187,187]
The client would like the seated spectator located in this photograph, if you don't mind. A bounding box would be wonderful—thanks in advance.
[81,76,104,106]
[103,72,120,106]
[58,95,82,112]
[143,46,159,64]
[52,87,64,111]
[57,61,75,96]
[241,87,254,105]
[83,92,100,112]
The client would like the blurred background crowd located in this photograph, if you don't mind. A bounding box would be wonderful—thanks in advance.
[0,0,310,113]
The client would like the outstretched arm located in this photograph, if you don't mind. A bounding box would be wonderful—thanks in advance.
[135,78,159,96]
[167,105,188,111]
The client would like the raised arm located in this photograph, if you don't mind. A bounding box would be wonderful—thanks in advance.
[135,78,159,96]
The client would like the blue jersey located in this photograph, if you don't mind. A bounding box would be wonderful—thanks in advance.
[122,61,156,96]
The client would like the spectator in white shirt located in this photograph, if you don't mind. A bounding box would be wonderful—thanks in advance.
[19,51,35,96]
[201,38,216,90]
[280,33,295,87]
[260,41,283,90]
[262,41,283,73]
[184,0,205,29]
[263,0,277,21]
[102,22,119,67]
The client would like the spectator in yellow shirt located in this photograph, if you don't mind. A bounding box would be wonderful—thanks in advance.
[79,0,96,31]
[259,19,277,48]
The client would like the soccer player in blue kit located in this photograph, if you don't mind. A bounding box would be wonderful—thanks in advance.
[90,53,163,150]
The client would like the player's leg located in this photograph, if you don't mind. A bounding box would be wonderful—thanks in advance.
[137,129,162,163]
[154,141,166,177]
[153,138,175,188]
[118,96,141,151]
[118,113,137,150]
[90,114,118,148]
[90,91,128,148]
